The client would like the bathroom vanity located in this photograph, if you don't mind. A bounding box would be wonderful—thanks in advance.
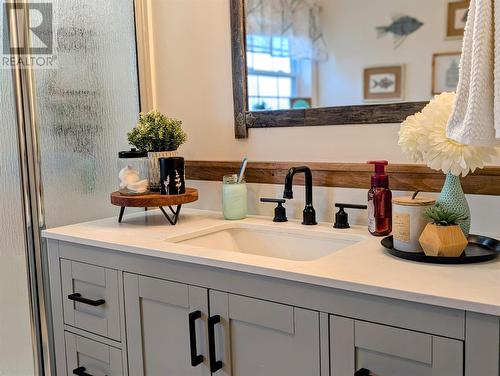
[43,209,500,376]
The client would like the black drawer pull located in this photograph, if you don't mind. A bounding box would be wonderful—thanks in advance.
[355,368,371,376]
[208,315,223,373]
[72,366,107,376]
[73,367,95,376]
[188,310,204,367]
[68,293,106,307]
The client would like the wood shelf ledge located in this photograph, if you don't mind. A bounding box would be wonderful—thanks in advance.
[185,161,500,196]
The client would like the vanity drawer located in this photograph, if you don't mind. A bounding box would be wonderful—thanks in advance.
[61,259,121,341]
[330,316,464,376]
[65,332,124,376]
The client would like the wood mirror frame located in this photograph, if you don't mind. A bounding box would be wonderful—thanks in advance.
[230,0,428,139]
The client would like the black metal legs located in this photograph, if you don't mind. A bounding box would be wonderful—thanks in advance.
[117,205,182,225]
[118,207,126,223]
[158,205,182,225]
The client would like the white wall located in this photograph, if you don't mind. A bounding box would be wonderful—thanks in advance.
[318,0,463,105]
[149,0,500,238]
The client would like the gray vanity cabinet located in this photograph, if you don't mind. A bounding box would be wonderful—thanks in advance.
[123,273,210,376]
[47,240,499,376]
[330,316,464,376]
[209,290,321,376]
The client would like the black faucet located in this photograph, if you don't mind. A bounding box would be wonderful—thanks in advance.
[283,166,317,225]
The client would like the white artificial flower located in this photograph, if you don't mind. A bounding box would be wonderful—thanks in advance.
[398,111,425,162]
[399,92,498,176]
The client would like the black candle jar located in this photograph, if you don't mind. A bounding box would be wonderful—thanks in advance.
[159,157,186,195]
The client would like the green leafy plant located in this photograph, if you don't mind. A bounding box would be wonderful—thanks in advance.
[127,110,187,152]
[424,204,468,226]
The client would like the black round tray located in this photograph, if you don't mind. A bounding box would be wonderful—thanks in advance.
[381,235,500,264]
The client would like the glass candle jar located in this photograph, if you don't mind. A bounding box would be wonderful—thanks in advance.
[118,149,149,195]
[222,174,247,220]
[392,196,435,252]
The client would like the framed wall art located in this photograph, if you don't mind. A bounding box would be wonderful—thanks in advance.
[364,66,404,102]
[447,0,470,38]
[432,52,461,94]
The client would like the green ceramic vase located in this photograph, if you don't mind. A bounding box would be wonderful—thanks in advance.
[437,173,471,236]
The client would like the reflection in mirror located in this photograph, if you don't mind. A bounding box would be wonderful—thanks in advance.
[244,0,466,111]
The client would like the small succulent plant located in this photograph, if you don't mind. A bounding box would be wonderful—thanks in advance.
[424,204,468,226]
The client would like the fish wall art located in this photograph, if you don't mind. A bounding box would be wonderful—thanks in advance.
[372,76,395,90]
[376,16,424,48]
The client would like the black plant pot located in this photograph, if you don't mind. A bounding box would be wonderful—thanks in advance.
[159,157,186,195]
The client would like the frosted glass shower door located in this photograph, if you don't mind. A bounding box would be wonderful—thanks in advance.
[0,0,140,374]
[0,6,36,376]
[35,0,140,228]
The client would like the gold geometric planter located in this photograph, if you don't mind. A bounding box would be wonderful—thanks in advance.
[419,223,468,257]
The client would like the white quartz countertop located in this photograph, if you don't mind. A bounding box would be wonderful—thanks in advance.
[42,209,500,316]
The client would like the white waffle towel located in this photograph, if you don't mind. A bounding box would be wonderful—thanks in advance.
[447,0,500,146]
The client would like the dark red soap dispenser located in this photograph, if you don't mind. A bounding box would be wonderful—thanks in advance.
[367,161,392,236]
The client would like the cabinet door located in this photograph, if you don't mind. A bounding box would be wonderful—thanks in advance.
[209,291,321,376]
[330,316,464,376]
[65,332,124,376]
[124,273,210,376]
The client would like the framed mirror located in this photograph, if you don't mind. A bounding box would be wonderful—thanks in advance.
[230,0,467,138]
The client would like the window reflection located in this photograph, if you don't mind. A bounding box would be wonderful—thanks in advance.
[247,35,296,111]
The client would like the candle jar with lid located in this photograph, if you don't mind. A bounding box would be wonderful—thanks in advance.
[118,149,149,195]
[392,194,436,252]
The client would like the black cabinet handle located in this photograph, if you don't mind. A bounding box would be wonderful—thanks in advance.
[188,310,204,367]
[208,315,223,373]
[68,293,106,307]
[355,368,371,376]
[72,367,94,376]
[73,367,107,376]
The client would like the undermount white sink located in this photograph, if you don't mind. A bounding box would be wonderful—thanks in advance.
[168,223,365,261]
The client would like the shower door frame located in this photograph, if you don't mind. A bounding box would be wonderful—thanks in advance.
[7,2,55,375]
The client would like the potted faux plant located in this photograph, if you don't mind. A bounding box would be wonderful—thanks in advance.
[399,92,497,236]
[128,110,187,191]
[419,205,469,257]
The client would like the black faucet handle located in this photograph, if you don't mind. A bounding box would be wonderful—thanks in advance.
[334,203,367,229]
[260,198,288,222]
[335,203,368,210]
[260,198,286,204]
